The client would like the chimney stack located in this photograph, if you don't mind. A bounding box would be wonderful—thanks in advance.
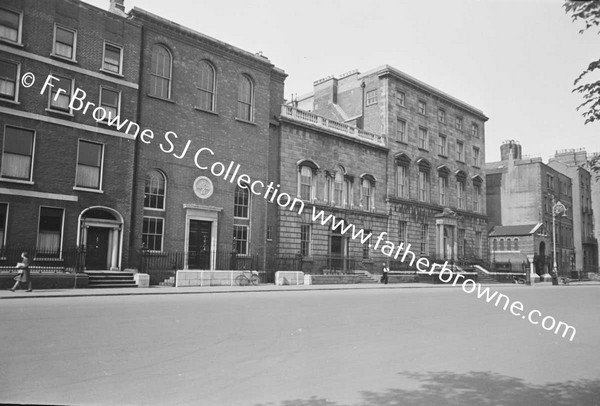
[109,0,126,15]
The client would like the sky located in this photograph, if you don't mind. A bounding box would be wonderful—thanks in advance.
[85,0,599,162]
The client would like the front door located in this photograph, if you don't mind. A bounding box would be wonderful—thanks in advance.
[86,227,110,270]
[330,235,345,271]
[188,220,211,269]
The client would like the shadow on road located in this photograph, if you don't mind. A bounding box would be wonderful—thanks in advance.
[255,370,600,406]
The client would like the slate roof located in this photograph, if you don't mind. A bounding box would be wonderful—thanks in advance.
[488,224,542,237]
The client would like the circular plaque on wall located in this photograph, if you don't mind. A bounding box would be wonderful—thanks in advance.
[193,176,214,199]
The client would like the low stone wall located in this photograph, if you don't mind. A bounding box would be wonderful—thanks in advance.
[0,272,89,289]
[418,272,478,284]
[275,271,304,285]
[310,275,363,285]
[175,270,260,287]
[388,274,420,283]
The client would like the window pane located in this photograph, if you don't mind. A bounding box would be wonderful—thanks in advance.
[0,60,17,99]
[78,141,101,166]
[0,9,20,41]
[103,44,121,72]
[4,126,33,155]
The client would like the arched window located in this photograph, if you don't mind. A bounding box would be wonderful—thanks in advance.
[360,174,376,211]
[499,239,504,251]
[297,160,319,201]
[300,166,313,201]
[514,238,519,251]
[149,45,172,99]
[492,239,497,251]
[237,74,253,122]
[333,166,344,205]
[233,185,250,255]
[507,238,512,251]
[198,61,216,111]
[144,170,166,209]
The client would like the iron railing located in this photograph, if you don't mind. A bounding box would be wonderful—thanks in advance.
[128,249,263,285]
[0,247,85,273]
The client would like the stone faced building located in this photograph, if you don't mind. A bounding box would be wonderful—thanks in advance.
[297,66,489,264]
[277,105,388,273]
[0,0,141,270]
[128,8,286,271]
[549,149,599,274]
[486,141,575,275]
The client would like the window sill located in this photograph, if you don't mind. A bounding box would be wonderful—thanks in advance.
[0,98,19,105]
[0,177,33,185]
[143,207,166,212]
[194,107,218,116]
[472,165,481,169]
[456,160,465,164]
[146,94,175,103]
[438,154,448,159]
[394,140,408,146]
[418,147,429,152]
[73,186,104,194]
[235,117,256,125]
[99,68,124,78]
[50,53,78,64]
[45,108,74,117]
[0,39,24,48]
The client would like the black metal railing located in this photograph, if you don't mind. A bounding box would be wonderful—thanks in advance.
[128,249,262,285]
[0,247,85,273]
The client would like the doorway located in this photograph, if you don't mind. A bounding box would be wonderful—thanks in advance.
[86,227,110,270]
[188,220,211,269]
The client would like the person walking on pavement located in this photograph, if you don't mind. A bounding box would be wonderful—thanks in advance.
[381,262,389,284]
[10,252,32,292]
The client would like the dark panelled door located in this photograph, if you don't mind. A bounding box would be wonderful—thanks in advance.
[86,227,109,270]
[188,220,211,269]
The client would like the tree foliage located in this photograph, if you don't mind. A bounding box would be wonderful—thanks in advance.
[564,1,600,177]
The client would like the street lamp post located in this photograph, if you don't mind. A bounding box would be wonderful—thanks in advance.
[551,197,567,281]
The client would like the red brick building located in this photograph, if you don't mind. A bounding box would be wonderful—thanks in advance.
[0,0,141,271]
[128,8,286,272]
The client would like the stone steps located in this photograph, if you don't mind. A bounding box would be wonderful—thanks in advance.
[86,271,137,288]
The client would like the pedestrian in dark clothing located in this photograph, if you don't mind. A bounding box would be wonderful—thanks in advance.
[381,262,389,284]
[10,252,32,292]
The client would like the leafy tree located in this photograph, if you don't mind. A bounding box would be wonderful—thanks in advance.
[564,1,600,177]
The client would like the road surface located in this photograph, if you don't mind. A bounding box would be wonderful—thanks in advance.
[1,284,599,405]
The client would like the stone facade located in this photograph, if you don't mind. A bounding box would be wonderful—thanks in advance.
[0,0,141,270]
[277,106,388,274]
[485,141,575,275]
[296,66,489,265]
[549,149,599,273]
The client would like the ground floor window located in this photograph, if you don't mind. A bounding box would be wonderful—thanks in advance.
[37,207,64,255]
[420,224,429,255]
[363,229,372,259]
[0,202,7,247]
[233,225,248,255]
[300,224,311,256]
[142,216,163,251]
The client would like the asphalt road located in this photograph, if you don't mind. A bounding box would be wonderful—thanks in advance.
[1,285,599,406]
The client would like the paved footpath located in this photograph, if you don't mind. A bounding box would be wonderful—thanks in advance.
[2,280,599,299]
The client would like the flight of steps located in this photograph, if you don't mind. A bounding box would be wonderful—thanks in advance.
[86,271,138,288]
[351,270,380,283]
